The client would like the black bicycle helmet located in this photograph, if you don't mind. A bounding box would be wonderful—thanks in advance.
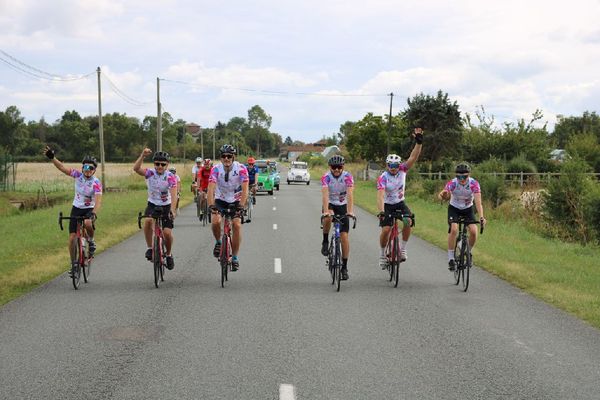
[455,162,471,174]
[219,144,236,155]
[153,151,170,162]
[81,155,98,167]
[328,155,345,166]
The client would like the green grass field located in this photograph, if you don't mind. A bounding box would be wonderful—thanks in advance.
[353,180,600,328]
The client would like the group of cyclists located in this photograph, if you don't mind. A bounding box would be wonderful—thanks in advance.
[45,125,486,281]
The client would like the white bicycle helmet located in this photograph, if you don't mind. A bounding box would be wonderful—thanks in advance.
[195,156,203,163]
[386,154,402,165]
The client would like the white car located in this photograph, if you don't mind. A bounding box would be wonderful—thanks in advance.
[287,161,310,185]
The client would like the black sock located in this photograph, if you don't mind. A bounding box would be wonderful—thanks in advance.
[342,258,348,268]
[323,233,328,243]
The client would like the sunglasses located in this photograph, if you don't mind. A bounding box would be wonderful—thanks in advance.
[330,165,343,170]
[154,162,167,167]
[221,154,233,160]
[456,174,468,180]
[387,163,400,169]
[82,164,95,171]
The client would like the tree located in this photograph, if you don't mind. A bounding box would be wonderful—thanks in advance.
[247,105,272,156]
[402,91,462,161]
[345,113,406,163]
[0,105,27,154]
[284,136,293,146]
[337,121,355,145]
[552,111,600,148]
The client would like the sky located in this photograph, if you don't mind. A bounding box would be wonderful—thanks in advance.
[1,0,600,143]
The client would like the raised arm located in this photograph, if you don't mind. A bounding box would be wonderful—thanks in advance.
[405,127,423,169]
[134,148,153,176]
[43,146,71,176]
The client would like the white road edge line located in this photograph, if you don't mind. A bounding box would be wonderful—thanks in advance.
[279,384,296,400]
[273,223,278,230]
[275,258,282,274]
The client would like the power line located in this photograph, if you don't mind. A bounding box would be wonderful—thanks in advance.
[0,49,94,81]
[101,71,153,107]
[160,78,388,97]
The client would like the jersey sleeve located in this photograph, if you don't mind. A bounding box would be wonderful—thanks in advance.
[167,174,177,188]
[344,172,354,187]
[321,174,330,187]
[93,179,103,195]
[444,180,456,191]
[144,169,154,179]
[239,165,249,182]
[208,166,219,183]
[470,179,481,194]
[376,174,387,190]
[70,169,82,178]
[399,163,409,172]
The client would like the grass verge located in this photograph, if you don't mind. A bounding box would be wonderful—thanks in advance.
[353,180,600,329]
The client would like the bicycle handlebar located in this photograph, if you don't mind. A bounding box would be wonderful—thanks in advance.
[320,214,357,229]
[137,207,174,229]
[451,216,485,234]
[58,211,96,231]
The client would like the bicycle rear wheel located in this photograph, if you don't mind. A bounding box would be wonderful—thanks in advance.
[160,241,166,282]
[393,237,400,288]
[328,239,335,284]
[153,236,161,288]
[246,197,252,222]
[462,240,471,292]
[71,238,82,289]
[197,194,202,222]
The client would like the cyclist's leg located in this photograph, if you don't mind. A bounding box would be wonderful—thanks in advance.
[232,215,242,256]
[465,206,478,248]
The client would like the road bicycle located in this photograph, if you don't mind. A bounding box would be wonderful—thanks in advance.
[452,216,484,292]
[58,212,95,290]
[213,205,245,288]
[381,210,414,288]
[321,214,357,292]
[138,207,170,288]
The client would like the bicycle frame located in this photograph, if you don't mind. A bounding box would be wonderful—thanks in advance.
[451,216,483,292]
[321,214,356,292]
[383,211,413,288]
[216,205,242,287]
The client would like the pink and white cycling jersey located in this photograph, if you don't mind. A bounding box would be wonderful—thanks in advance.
[70,169,102,209]
[376,164,409,204]
[144,168,177,206]
[445,177,481,210]
[321,171,354,206]
[209,161,249,203]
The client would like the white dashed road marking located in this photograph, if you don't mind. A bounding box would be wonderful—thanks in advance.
[279,384,296,400]
[273,206,277,211]
[274,258,282,274]
[273,224,278,230]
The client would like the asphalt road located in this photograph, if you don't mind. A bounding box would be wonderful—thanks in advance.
[1,182,600,399]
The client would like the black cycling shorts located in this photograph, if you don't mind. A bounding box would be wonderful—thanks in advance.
[447,205,477,226]
[215,199,242,219]
[380,202,412,227]
[144,202,174,229]
[325,203,349,233]
[69,206,94,234]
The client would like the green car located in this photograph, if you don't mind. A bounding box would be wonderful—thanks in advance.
[255,160,275,195]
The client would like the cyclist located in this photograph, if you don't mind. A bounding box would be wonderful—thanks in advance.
[191,156,203,202]
[321,154,354,281]
[377,127,423,269]
[207,144,249,271]
[44,146,102,276]
[193,158,212,219]
[437,163,486,271]
[169,166,181,217]
[246,156,259,204]
[133,148,178,270]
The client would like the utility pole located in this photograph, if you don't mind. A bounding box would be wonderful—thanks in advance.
[200,128,204,159]
[212,127,216,161]
[157,77,162,151]
[387,92,394,155]
[182,125,186,171]
[96,67,106,189]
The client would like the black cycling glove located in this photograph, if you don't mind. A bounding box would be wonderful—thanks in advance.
[45,147,55,159]
[415,133,423,144]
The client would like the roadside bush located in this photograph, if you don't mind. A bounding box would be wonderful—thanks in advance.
[298,153,325,167]
[543,158,596,244]
[472,157,508,207]
[507,153,537,174]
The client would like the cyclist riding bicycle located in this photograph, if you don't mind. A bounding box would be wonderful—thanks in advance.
[246,156,259,204]
[193,158,212,218]
[133,148,178,270]
[321,154,354,281]
[377,127,423,269]
[44,146,102,276]
[207,144,249,271]
[437,163,486,271]
[169,166,181,217]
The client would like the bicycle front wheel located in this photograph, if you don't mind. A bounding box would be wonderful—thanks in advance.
[82,239,91,283]
[71,238,82,289]
[153,236,161,288]
[462,240,471,292]
[334,237,342,292]
[220,234,230,287]
[453,237,461,285]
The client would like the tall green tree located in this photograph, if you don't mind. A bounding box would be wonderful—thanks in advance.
[345,113,406,163]
[552,111,600,148]
[402,91,462,161]
[247,105,272,156]
[0,105,27,154]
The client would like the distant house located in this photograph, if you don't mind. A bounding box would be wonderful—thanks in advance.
[280,140,343,161]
